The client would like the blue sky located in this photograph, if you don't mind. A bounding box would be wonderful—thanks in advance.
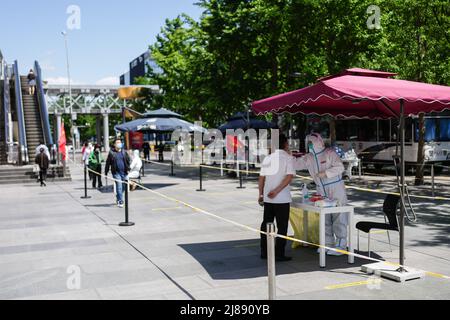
[0,0,203,85]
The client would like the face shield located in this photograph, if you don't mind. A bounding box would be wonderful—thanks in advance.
[306,133,325,154]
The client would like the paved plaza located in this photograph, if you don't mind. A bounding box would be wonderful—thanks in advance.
[0,159,449,300]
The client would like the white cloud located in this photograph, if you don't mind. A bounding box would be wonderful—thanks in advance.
[45,77,81,85]
[95,77,119,86]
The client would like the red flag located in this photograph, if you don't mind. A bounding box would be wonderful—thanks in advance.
[59,121,67,161]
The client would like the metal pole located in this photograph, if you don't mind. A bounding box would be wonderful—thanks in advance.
[398,100,406,272]
[120,180,135,227]
[267,223,276,300]
[237,168,246,189]
[170,159,175,176]
[236,160,240,178]
[431,164,435,198]
[359,160,362,178]
[197,165,206,192]
[62,31,75,162]
[220,160,224,177]
[81,165,91,199]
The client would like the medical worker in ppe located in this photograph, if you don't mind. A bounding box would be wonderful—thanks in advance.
[293,133,348,256]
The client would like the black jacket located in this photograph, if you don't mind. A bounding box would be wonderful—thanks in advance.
[105,149,131,176]
[35,153,49,170]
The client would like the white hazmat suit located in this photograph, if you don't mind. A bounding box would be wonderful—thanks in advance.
[129,150,143,179]
[293,133,349,255]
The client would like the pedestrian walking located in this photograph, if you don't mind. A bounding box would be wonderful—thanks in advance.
[157,142,165,162]
[88,144,104,189]
[143,142,150,161]
[27,69,36,95]
[35,141,50,159]
[35,148,49,187]
[259,134,295,262]
[105,139,131,208]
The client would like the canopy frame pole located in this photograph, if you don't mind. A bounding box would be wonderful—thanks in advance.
[398,99,406,272]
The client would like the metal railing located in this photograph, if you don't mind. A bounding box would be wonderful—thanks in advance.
[34,60,55,159]
[13,60,28,164]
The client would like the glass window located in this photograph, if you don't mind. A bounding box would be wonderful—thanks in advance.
[378,120,390,142]
[414,119,437,142]
[391,119,399,142]
[439,119,450,142]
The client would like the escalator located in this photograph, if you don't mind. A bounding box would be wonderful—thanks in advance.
[20,75,44,159]
[9,60,54,164]
[0,55,70,183]
[20,75,43,159]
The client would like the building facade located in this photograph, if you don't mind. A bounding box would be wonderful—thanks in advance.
[120,50,162,86]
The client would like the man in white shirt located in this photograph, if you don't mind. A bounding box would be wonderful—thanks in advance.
[35,141,50,160]
[259,134,295,262]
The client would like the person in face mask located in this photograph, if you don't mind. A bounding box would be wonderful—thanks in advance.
[88,144,104,189]
[105,139,131,208]
[293,133,348,256]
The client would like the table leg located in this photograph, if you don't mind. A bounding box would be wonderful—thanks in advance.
[320,213,326,268]
[348,209,355,264]
[303,210,309,247]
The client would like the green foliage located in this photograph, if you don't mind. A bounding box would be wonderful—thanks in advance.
[137,0,449,127]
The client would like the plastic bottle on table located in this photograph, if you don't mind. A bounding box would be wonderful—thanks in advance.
[302,183,309,203]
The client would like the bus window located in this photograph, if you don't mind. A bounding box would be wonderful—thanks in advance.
[378,120,390,142]
[391,119,399,142]
[414,119,437,142]
[336,121,348,140]
[391,119,412,142]
[360,120,377,141]
[438,118,450,141]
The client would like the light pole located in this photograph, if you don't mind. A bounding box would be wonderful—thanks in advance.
[62,30,76,161]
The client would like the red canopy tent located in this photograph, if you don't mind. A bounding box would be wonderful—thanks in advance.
[252,68,450,277]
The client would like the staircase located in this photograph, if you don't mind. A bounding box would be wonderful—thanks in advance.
[20,76,44,160]
[0,165,71,185]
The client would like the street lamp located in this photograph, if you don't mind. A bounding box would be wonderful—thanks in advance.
[61,30,76,161]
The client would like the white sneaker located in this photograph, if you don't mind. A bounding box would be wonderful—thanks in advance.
[327,239,347,256]
[327,249,345,256]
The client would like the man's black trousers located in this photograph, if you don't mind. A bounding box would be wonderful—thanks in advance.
[260,203,290,258]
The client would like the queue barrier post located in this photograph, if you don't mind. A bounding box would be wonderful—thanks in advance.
[358,160,362,178]
[197,165,206,192]
[119,179,135,227]
[267,223,277,301]
[236,161,240,178]
[170,158,175,177]
[431,164,435,198]
[237,168,246,189]
[81,165,91,199]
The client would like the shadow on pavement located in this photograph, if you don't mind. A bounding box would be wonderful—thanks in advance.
[179,239,373,280]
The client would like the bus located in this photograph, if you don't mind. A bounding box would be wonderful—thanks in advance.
[305,113,450,172]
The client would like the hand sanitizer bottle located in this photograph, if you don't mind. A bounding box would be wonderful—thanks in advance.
[302,184,309,203]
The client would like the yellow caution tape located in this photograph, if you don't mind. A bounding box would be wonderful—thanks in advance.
[68,159,450,280]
